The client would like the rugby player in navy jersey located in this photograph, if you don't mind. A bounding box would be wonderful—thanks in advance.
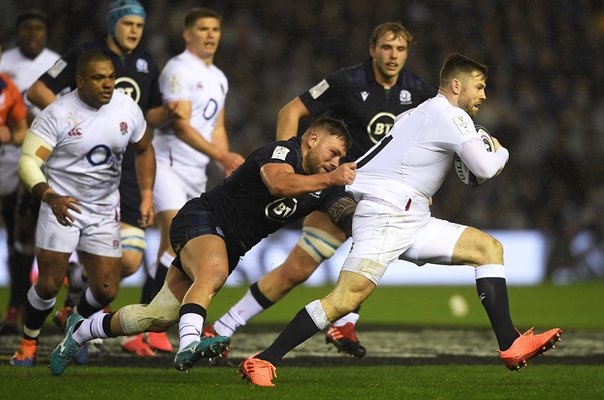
[27,0,176,356]
[205,21,434,359]
[49,117,357,375]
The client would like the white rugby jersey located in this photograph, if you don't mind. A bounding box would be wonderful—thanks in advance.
[0,47,60,194]
[350,94,508,207]
[153,50,228,168]
[29,90,146,215]
[0,47,60,108]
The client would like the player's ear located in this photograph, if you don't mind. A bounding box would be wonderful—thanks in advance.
[451,78,462,95]
[307,130,320,148]
[182,28,191,44]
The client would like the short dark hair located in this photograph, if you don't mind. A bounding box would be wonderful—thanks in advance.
[17,9,48,28]
[439,53,488,86]
[369,22,413,48]
[184,7,222,30]
[307,117,352,151]
[76,50,113,77]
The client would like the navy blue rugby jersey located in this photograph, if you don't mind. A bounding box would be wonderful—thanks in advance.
[203,137,353,251]
[39,38,161,227]
[299,59,435,161]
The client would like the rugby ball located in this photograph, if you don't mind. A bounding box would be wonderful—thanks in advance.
[454,125,495,186]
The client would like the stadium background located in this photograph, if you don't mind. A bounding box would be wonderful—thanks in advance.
[0,2,603,397]
[0,0,603,283]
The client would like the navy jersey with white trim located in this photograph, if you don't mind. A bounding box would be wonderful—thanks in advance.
[204,137,352,251]
[299,59,434,161]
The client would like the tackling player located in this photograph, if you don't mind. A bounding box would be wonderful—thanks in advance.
[48,117,356,376]
[204,21,434,359]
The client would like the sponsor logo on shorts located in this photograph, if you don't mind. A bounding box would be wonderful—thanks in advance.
[113,240,120,249]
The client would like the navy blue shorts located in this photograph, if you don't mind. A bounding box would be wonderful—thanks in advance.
[169,196,243,275]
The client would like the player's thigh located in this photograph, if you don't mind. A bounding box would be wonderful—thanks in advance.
[344,199,422,283]
[179,234,230,291]
[399,217,467,266]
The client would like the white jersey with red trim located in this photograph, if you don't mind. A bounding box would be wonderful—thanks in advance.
[349,94,509,208]
[152,50,228,169]
[29,90,146,215]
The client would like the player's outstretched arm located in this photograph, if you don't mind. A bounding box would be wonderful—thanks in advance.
[276,97,310,141]
[27,80,57,110]
[260,162,356,198]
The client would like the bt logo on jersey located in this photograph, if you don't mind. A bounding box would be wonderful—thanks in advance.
[367,112,396,143]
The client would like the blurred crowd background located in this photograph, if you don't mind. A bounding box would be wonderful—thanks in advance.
[1,0,603,282]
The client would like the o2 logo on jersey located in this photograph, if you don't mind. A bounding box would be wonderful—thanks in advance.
[265,198,298,222]
[203,99,219,121]
[367,112,396,143]
[86,144,114,166]
[115,76,141,104]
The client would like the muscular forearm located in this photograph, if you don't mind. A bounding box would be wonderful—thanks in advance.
[27,80,57,110]
[262,170,336,198]
[135,145,156,203]
[327,197,356,237]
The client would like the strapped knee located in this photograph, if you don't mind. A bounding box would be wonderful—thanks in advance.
[118,281,180,334]
[297,226,343,263]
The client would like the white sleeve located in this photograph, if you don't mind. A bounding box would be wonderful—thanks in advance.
[458,138,509,179]
[159,61,190,103]
[28,105,62,147]
[129,102,147,143]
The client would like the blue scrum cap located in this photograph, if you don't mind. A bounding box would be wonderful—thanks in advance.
[106,0,146,36]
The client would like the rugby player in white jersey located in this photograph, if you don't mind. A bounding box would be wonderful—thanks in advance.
[10,50,156,367]
[150,7,243,300]
[0,10,59,335]
[240,53,563,387]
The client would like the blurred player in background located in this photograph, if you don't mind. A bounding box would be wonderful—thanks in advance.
[27,0,175,356]
[240,53,562,387]
[10,50,155,367]
[0,10,59,335]
[49,117,356,376]
[148,6,243,341]
[204,21,434,359]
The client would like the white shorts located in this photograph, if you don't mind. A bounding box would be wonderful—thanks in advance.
[342,198,466,284]
[36,202,122,257]
[153,163,207,213]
